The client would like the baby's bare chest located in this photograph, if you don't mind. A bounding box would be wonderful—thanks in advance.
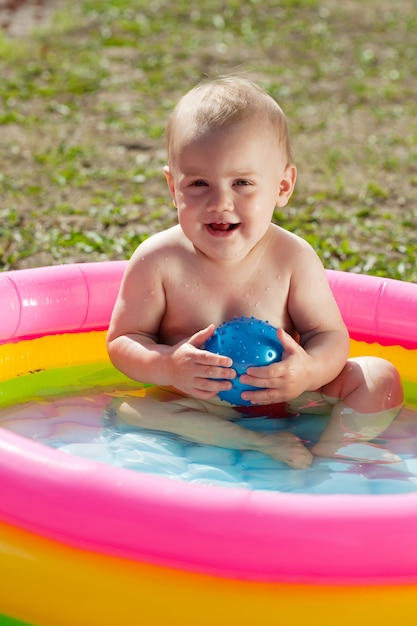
[161,265,293,342]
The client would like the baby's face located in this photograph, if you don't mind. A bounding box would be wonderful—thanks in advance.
[164,119,294,263]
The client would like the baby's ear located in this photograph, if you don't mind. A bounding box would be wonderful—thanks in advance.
[163,166,176,204]
[276,164,297,207]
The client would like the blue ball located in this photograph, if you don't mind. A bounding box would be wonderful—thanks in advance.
[204,316,283,406]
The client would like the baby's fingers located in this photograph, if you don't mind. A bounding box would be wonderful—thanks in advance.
[188,324,217,348]
[197,347,234,370]
[240,387,287,405]
[193,376,234,395]
[197,354,236,381]
[242,361,284,384]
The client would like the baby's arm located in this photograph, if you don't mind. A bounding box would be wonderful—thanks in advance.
[240,241,350,405]
[108,323,236,399]
[107,241,235,399]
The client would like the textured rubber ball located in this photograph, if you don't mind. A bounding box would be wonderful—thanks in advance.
[204,316,283,406]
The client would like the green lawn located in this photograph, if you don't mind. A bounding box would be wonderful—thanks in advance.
[0,0,416,281]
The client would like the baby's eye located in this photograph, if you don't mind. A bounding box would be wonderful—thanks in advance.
[191,179,208,187]
[234,179,251,186]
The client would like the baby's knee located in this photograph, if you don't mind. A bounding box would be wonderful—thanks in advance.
[324,356,403,413]
[363,357,403,407]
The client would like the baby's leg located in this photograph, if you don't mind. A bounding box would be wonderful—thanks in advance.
[311,357,403,462]
[111,388,313,469]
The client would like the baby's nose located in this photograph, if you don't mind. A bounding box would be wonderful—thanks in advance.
[208,188,234,212]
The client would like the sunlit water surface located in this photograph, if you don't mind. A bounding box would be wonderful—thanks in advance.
[1,392,417,495]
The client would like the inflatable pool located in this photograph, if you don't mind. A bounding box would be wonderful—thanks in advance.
[0,261,417,626]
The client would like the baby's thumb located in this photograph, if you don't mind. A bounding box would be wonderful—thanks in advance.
[189,324,216,348]
[277,327,298,356]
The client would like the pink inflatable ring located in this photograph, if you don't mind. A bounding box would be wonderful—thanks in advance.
[0,261,416,626]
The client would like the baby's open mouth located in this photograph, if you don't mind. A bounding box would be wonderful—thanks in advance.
[209,222,239,232]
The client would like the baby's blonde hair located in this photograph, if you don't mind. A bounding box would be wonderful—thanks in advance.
[166,76,293,164]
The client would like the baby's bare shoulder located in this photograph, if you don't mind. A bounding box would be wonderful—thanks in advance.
[129,225,190,265]
[269,224,315,257]
[136,224,183,251]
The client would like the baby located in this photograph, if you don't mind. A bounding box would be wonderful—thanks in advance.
[107,77,403,469]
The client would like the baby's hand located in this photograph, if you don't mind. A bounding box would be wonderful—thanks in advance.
[167,324,236,399]
[239,328,313,405]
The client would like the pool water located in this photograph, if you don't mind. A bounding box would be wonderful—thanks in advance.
[1,392,417,495]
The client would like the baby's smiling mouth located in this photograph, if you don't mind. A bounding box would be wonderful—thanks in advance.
[208,222,239,232]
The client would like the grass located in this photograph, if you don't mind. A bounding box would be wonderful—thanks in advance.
[0,0,416,281]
